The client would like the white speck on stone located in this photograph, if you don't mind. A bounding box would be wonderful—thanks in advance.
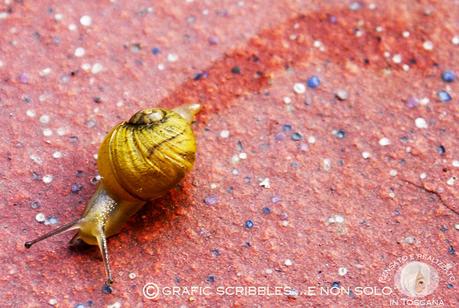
[368,3,377,10]
[54,13,63,21]
[68,23,77,31]
[74,47,85,57]
[260,178,270,188]
[402,31,410,38]
[328,214,345,224]
[335,89,348,101]
[379,137,391,146]
[39,114,50,124]
[403,236,416,244]
[354,29,364,37]
[284,259,293,266]
[265,268,273,274]
[452,35,459,45]
[392,54,402,64]
[52,151,63,159]
[375,26,383,33]
[231,155,240,164]
[219,130,230,138]
[42,175,53,184]
[338,267,348,276]
[383,51,391,58]
[26,109,36,117]
[362,151,371,159]
[80,15,92,26]
[232,168,239,175]
[283,96,292,104]
[129,272,136,279]
[323,158,331,171]
[423,40,433,51]
[313,40,322,48]
[167,53,178,62]
[93,153,98,160]
[420,172,427,180]
[452,160,459,168]
[57,127,67,136]
[48,298,58,306]
[389,169,398,177]
[157,63,165,70]
[307,136,316,144]
[419,97,430,105]
[389,191,396,199]
[39,67,52,76]
[281,221,289,227]
[35,213,46,223]
[43,128,53,137]
[239,152,247,160]
[455,223,459,230]
[0,12,9,19]
[0,60,4,68]
[91,63,103,74]
[30,154,42,165]
[415,117,428,128]
[81,63,91,71]
[107,302,121,308]
[402,64,410,72]
[293,82,305,94]
[447,177,456,186]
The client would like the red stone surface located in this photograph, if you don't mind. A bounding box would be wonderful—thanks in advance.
[0,0,458,307]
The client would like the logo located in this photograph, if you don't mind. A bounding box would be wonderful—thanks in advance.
[143,282,160,299]
[394,261,439,297]
[378,254,455,306]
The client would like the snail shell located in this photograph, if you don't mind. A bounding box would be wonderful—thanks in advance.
[98,107,197,202]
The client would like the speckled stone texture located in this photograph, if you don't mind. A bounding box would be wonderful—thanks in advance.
[1,0,458,307]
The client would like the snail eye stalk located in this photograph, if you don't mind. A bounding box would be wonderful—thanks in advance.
[24,218,81,248]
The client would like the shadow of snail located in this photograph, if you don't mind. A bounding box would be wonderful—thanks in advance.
[24,103,201,293]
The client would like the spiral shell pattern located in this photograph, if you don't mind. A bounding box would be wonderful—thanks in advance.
[97,108,197,201]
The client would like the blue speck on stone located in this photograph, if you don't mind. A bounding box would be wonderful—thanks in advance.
[102,283,113,294]
[194,71,208,80]
[71,183,83,193]
[441,70,455,83]
[291,132,303,141]
[262,207,271,214]
[207,275,216,283]
[448,245,456,255]
[437,90,452,102]
[307,76,320,89]
[332,281,341,288]
[275,133,285,141]
[244,220,254,229]
[47,216,58,225]
[204,195,218,206]
[211,249,221,257]
[151,47,161,55]
[437,145,446,155]
[282,124,292,132]
[447,283,454,289]
[335,129,346,139]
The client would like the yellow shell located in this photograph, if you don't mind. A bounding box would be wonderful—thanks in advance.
[97,107,197,202]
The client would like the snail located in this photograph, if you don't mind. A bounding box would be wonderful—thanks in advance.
[25,103,201,292]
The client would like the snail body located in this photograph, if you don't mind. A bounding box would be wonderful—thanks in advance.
[25,103,201,291]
